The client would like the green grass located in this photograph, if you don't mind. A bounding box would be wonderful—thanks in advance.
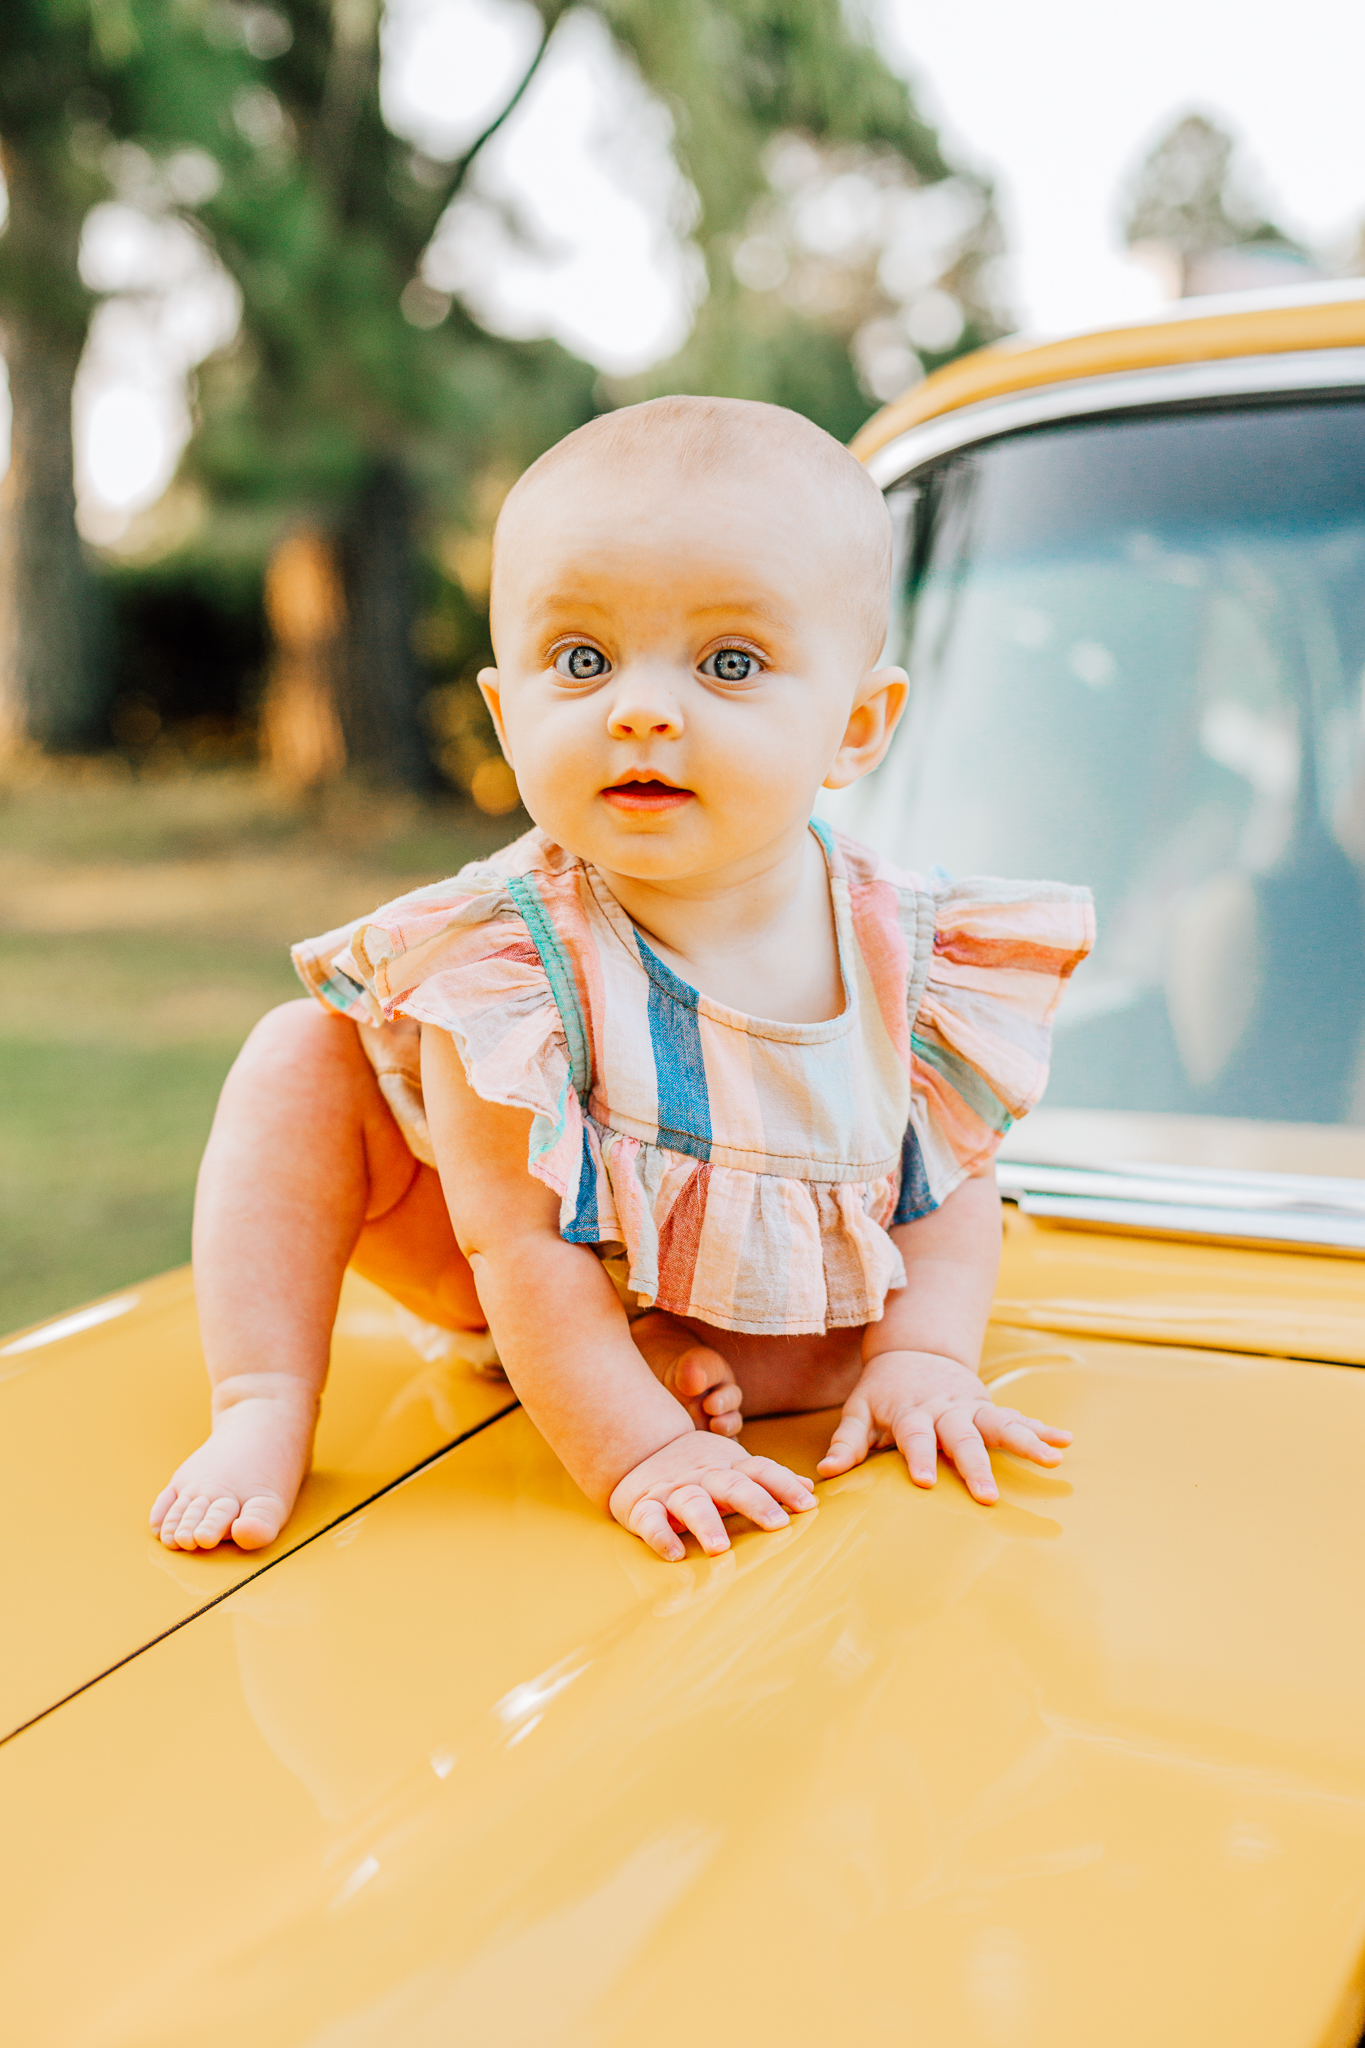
[0,765,517,1335]
[0,1036,237,1330]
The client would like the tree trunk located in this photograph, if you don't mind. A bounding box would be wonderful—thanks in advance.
[0,143,100,753]
[260,525,348,791]
[259,462,435,792]
[335,458,434,789]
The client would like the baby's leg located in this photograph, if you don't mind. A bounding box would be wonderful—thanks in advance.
[152,1002,480,1552]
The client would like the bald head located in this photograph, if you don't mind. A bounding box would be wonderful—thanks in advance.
[492,395,893,663]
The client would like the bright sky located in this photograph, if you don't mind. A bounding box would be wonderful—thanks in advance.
[12,0,1364,533]
[881,0,1365,333]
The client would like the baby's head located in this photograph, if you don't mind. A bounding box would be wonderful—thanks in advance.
[479,395,907,883]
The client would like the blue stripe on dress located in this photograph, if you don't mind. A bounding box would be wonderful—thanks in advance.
[892,1123,935,1222]
[808,814,836,861]
[507,872,592,1102]
[561,1130,602,1243]
[633,933,712,1162]
[911,1029,1014,1134]
[317,970,372,1017]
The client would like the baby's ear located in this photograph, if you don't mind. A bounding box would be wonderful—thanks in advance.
[822,666,909,789]
[476,667,513,764]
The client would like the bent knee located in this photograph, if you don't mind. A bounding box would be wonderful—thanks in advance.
[226,1001,419,1204]
[236,999,365,1078]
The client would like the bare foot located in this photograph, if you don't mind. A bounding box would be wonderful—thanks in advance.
[150,1375,318,1551]
[631,1311,744,1437]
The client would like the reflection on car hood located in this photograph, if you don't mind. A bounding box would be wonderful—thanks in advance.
[4,1268,1365,2045]
[994,1203,1365,1365]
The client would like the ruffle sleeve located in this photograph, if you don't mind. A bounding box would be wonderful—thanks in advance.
[291,863,588,1211]
[895,876,1094,1222]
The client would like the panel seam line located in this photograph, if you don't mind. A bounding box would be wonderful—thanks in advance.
[1,1400,521,1748]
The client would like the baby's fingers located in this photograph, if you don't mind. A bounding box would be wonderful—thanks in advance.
[631,1498,688,1564]
[664,1481,738,1554]
[891,1406,947,1491]
[817,1401,873,1476]
[703,1469,793,1535]
[975,1404,1069,1467]
[739,1456,817,1514]
[933,1409,998,1503]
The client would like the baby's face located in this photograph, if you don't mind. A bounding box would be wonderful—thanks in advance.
[479,453,906,885]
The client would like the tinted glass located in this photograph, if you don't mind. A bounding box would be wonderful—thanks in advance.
[837,399,1365,1125]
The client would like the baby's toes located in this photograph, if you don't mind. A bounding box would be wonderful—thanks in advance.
[703,1381,744,1436]
[675,1345,734,1401]
[155,1488,192,1547]
[149,1483,177,1534]
[231,1493,288,1550]
[189,1495,243,1549]
[164,1493,213,1550]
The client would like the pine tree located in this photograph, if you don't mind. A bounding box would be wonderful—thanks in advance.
[1122,112,1307,297]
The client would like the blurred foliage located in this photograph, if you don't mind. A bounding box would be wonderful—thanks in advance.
[0,0,255,344]
[0,0,268,745]
[0,0,1004,791]
[642,135,1003,439]
[1121,112,1310,297]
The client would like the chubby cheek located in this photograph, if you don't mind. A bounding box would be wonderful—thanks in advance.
[500,699,602,834]
[693,711,832,821]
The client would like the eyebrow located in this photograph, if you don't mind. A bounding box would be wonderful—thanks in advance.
[523,592,799,633]
[687,596,798,632]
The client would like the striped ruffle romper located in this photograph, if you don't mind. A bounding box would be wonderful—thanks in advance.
[293,821,1093,1338]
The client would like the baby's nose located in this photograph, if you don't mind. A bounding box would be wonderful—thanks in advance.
[605,679,684,738]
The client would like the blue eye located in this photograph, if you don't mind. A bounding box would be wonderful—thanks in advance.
[703,648,758,682]
[555,644,609,680]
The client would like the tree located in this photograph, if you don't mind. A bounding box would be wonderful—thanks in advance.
[1,1,1003,784]
[597,2,1005,429]
[0,1,260,750]
[167,1,600,788]
[1121,112,1310,298]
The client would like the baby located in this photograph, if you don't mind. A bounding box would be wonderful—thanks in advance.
[153,396,1093,1563]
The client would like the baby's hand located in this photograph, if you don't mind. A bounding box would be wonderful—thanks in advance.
[610,1433,817,1561]
[817,1350,1071,1504]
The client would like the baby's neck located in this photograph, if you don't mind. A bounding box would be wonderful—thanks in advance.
[598,826,843,1024]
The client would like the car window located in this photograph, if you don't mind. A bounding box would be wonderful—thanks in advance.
[833,398,1365,1128]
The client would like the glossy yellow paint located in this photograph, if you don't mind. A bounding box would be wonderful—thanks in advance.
[996,1207,1365,1366]
[4,1316,1365,2048]
[849,285,1365,464]
[0,1270,511,1739]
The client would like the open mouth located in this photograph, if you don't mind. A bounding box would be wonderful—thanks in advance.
[602,776,695,812]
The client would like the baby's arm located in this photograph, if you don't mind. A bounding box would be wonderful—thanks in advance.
[816,1170,1071,1501]
[420,1028,816,1558]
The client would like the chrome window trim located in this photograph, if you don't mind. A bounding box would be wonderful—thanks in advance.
[865,348,1365,490]
[871,343,1365,1233]
[997,1160,1365,1255]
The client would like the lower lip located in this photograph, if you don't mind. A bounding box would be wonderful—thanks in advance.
[602,783,695,814]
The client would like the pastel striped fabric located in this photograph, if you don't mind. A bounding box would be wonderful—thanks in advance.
[293,823,1093,1336]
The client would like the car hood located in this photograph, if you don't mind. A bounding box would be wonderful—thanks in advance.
[4,1248,1365,2047]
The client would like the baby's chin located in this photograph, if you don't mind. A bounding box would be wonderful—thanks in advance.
[524,800,710,879]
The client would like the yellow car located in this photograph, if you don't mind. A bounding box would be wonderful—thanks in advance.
[7,285,1365,2048]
